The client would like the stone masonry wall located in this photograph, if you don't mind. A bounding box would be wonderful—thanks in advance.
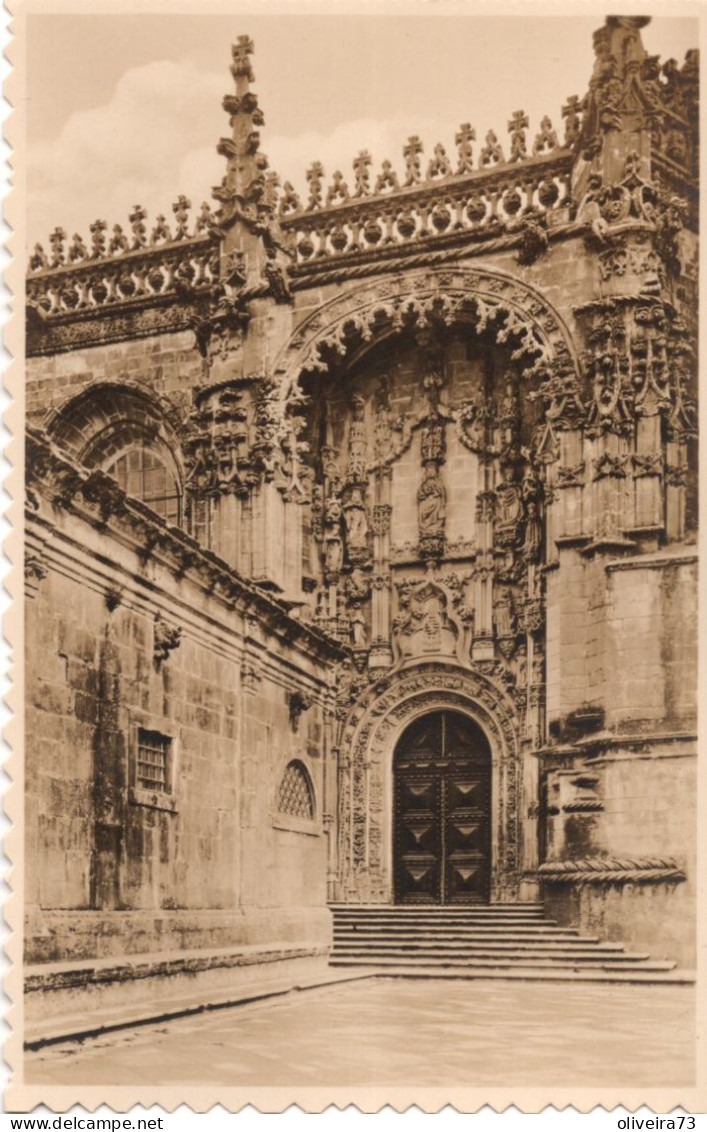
[26,329,204,430]
[26,493,333,965]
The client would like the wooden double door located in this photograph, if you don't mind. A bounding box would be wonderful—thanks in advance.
[393,710,492,904]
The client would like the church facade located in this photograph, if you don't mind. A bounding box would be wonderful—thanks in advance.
[23,16,698,1027]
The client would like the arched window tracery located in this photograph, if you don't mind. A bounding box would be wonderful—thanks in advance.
[105,445,181,526]
[45,382,187,530]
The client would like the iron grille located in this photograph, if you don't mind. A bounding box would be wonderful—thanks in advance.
[137,728,171,792]
[277,760,314,820]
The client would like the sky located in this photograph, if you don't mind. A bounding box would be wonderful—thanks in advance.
[25,11,699,251]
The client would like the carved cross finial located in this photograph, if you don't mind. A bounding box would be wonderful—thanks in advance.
[172,195,192,239]
[231,35,255,84]
[69,232,88,262]
[129,205,148,249]
[89,218,107,258]
[562,95,582,146]
[479,129,504,167]
[353,150,372,197]
[49,227,67,267]
[455,123,476,174]
[508,109,529,162]
[532,115,559,156]
[403,135,423,186]
[306,161,324,210]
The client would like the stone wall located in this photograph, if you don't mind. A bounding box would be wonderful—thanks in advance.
[27,329,203,430]
[546,551,697,731]
[25,457,338,968]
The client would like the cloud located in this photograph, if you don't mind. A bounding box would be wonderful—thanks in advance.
[28,60,225,247]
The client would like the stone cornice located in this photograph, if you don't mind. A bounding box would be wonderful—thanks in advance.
[605,549,697,572]
[25,427,347,667]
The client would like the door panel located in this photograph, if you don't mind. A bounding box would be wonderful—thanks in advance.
[393,711,491,905]
[394,771,442,904]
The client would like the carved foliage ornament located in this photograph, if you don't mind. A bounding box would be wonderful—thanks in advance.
[282,271,581,424]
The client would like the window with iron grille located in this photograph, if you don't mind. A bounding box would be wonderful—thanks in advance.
[136,728,172,793]
[276,760,314,820]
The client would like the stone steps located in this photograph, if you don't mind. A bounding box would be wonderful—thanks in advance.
[330,953,675,970]
[328,966,695,986]
[331,947,652,962]
[335,929,604,943]
[329,904,680,984]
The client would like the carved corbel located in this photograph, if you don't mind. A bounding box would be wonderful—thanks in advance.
[153,615,182,665]
[25,553,48,599]
[289,689,312,731]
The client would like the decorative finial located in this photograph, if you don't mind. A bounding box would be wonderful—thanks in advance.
[306,162,324,210]
[455,123,476,174]
[479,130,504,167]
[89,219,107,259]
[353,150,372,197]
[172,195,192,239]
[562,96,582,146]
[231,35,255,86]
[326,170,349,206]
[129,205,148,249]
[69,232,88,262]
[49,227,67,268]
[532,115,559,156]
[508,110,529,162]
[109,224,129,253]
[426,142,452,180]
[375,160,400,194]
[403,136,423,186]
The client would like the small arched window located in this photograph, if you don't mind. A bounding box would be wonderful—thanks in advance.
[106,447,181,526]
[276,760,315,820]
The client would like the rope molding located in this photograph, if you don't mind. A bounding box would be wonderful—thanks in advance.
[290,230,533,291]
[538,856,686,885]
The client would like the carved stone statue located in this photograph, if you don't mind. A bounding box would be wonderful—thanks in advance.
[494,585,516,637]
[347,394,367,482]
[343,486,369,562]
[323,496,343,579]
[495,481,523,547]
[418,465,446,534]
[349,605,367,650]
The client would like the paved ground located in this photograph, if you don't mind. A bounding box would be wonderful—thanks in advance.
[26,978,695,1088]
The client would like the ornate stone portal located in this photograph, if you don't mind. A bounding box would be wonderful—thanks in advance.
[283,275,561,902]
[335,663,523,903]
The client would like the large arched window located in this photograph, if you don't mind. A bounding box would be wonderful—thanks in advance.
[46,382,185,529]
[106,446,181,525]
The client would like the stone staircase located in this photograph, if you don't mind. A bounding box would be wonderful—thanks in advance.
[329,904,688,984]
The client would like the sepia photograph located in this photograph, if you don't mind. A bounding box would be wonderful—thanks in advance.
[5,0,703,1113]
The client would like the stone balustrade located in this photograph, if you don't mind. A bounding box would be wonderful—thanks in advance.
[26,233,219,320]
[279,150,574,267]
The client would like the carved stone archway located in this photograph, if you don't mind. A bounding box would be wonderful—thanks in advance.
[335,661,523,904]
[276,266,583,393]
